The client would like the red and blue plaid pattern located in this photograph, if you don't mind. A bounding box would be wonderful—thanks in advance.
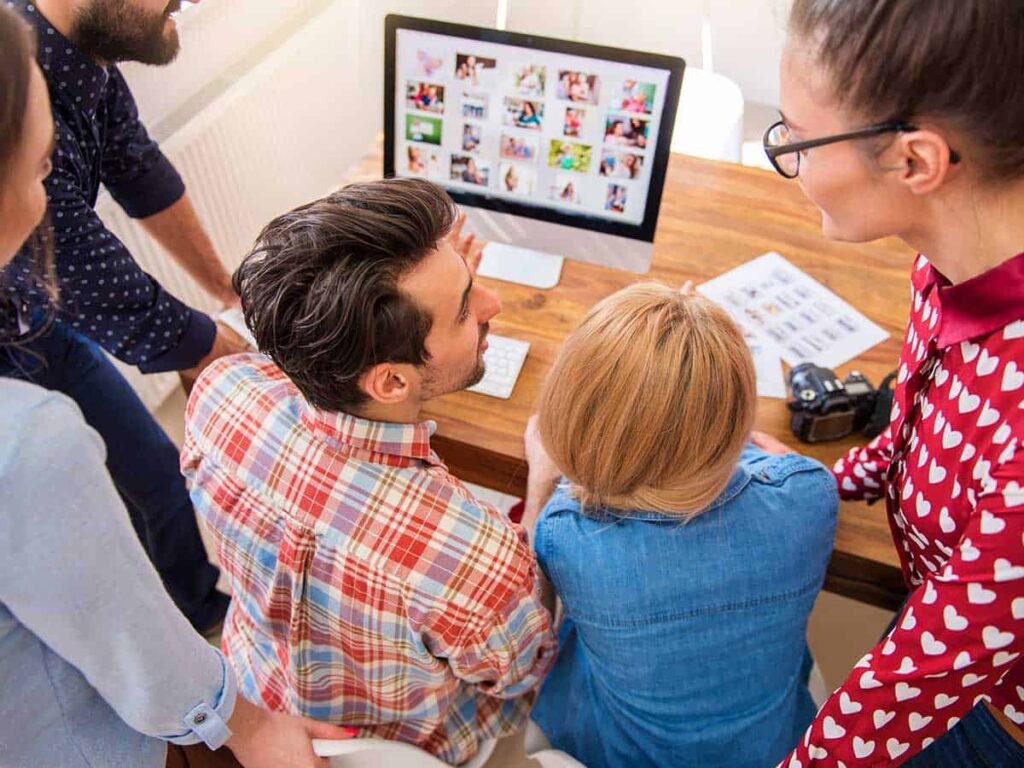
[182,355,556,764]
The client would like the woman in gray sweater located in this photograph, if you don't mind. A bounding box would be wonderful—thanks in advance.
[0,6,353,766]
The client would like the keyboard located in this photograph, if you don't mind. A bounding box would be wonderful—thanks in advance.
[467,334,530,400]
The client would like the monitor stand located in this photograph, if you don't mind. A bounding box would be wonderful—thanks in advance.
[477,242,564,289]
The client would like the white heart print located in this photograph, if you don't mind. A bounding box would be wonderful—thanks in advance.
[1002,361,1024,392]
[895,656,918,674]
[928,459,947,484]
[908,712,933,732]
[873,709,896,728]
[968,582,996,604]
[978,401,1000,427]
[1005,319,1024,340]
[920,631,947,655]
[943,605,968,631]
[886,738,910,759]
[994,557,1024,581]
[853,737,875,758]
[839,692,862,714]
[958,389,981,414]
[938,507,955,533]
[982,625,1015,650]
[941,423,962,449]
[980,510,1005,534]
[895,682,921,701]
[976,349,999,376]
[822,716,846,740]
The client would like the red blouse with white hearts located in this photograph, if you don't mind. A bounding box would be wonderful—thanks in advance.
[780,251,1024,767]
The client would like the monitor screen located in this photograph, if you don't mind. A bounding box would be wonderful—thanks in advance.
[385,16,684,243]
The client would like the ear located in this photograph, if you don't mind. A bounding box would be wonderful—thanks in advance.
[359,362,415,406]
[891,127,958,195]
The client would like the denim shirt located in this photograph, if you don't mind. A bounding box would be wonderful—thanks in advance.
[531,444,838,768]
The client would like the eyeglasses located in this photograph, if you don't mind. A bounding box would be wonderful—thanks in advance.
[762,118,960,179]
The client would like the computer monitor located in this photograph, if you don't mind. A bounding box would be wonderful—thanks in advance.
[384,15,685,275]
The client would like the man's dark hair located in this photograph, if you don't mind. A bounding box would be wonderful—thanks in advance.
[233,177,458,412]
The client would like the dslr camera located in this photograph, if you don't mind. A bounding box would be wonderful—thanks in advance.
[786,363,894,443]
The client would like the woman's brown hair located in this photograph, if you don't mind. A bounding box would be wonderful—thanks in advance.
[0,5,35,183]
[790,0,1024,184]
[537,282,756,518]
[0,3,57,338]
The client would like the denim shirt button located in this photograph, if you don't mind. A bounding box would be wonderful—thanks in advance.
[193,713,207,725]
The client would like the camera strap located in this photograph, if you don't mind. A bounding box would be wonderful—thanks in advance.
[863,369,898,439]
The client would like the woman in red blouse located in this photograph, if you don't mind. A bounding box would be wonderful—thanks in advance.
[760,1,1024,765]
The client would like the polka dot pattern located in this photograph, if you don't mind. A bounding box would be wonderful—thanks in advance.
[5,1,211,372]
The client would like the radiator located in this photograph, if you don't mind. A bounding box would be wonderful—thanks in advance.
[94,0,374,411]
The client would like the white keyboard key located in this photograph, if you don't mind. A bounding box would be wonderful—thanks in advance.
[467,334,530,400]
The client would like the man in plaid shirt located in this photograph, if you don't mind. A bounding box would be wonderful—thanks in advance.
[181,179,556,764]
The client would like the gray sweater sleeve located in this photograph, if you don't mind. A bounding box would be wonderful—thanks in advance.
[0,382,236,744]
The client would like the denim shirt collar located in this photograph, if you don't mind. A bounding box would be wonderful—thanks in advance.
[580,462,753,524]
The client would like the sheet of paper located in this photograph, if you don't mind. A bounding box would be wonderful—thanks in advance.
[744,332,787,399]
[698,251,889,370]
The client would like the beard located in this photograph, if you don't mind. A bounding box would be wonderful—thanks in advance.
[461,322,490,389]
[462,356,487,390]
[420,323,490,398]
[72,0,182,66]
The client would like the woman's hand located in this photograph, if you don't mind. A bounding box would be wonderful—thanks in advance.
[524,415,559,475]
[226,697,356,768]
[522,415,562,534]
[750,430,792,456]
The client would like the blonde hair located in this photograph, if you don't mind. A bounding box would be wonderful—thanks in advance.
[538,282,756,518]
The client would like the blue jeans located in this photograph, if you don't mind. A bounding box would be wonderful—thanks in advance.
[906,702,1024,767]
[0,320,227,631]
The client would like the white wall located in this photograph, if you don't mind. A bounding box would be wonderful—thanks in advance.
[120,0,328,130]
[122,0,789,138]
[507,0,789,106]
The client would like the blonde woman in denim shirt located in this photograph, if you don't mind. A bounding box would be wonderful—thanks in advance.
[522,283,838,768]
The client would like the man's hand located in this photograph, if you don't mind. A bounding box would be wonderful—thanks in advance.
[226,697,356,768]
[179,321,253,394]
[750,430,792,456]
[448,212,486,275]
[140,194,239,307]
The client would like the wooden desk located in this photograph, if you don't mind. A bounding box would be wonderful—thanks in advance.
[347,142,910,611]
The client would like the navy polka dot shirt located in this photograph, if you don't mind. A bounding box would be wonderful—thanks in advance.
[5,1,216,372]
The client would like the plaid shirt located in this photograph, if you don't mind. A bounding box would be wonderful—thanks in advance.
[181,356,556,763]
